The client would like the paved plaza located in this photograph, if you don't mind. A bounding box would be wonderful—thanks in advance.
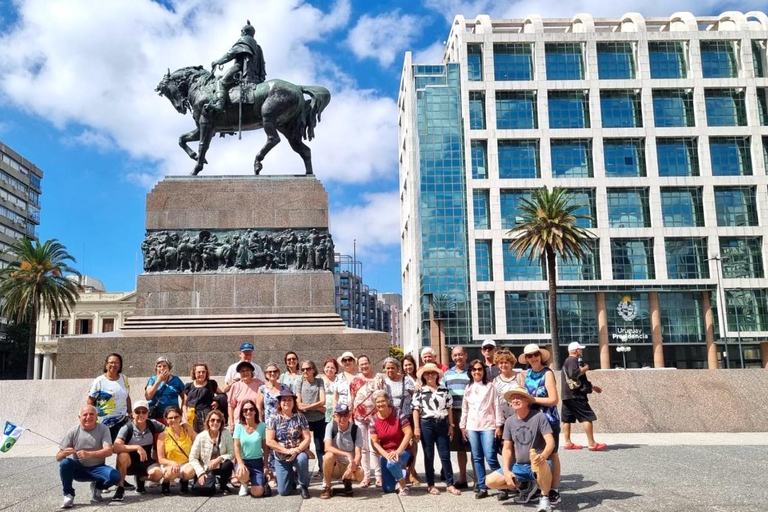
[1,433,766,511]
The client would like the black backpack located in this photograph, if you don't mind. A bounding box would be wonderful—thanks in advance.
[330,421,359,443]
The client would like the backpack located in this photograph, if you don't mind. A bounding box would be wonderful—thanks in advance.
[122,420,161,445]
[330,421,359,445]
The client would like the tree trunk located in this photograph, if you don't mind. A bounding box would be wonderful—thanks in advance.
[546,247,560,370]
[25,305,38,380]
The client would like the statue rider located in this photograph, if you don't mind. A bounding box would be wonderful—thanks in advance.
[208,20,266,113]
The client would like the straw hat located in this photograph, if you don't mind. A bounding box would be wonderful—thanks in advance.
[337,351,357,364]
[416,363,445,381]
[520,343,551,364]
[503,385,536,404]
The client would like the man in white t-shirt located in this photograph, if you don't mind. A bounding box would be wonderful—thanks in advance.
[223,342,265,391]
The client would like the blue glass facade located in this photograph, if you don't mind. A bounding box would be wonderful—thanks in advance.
[494,43,533,81]
[475,240,493,281]
[496,91,537,129]
[502,242,545,281]
[649,41,687,79]
[656,138,699,177]
[557,239,600,280]
[700,40,738,78]
[551,140,593,177]
[664,238,709,279]
[500,189,532,229]
[470,140,488,179]
[473,189,490,229]
[705,89,747,126]
[714,186,758,226]
[597,42,635,79]
[548,91,590,129]
[545,43,584,80]
[600,90,642,128]
[653,89,695,127]
[611,239,655,280]
[566,188,596,228]
[660,187,704,227]
[604,139,645,178]
[607,188,650,228]
[414,64,471,345]
[709,137,752,176]
[498,140,539,179]
[467,44,483,81]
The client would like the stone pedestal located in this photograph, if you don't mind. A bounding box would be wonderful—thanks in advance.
[57,176,389,378]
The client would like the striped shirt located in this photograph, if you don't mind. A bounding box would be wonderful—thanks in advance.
[442,366,470,409]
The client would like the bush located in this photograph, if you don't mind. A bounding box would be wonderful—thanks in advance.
[388,346,404,361]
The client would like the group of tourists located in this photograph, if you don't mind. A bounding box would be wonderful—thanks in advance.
[58,340,604,512]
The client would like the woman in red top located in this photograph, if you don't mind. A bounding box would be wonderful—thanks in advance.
[369,389,413,496]
[349,354,385,487]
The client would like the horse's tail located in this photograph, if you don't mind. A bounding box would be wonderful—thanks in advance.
[299,86,331,141]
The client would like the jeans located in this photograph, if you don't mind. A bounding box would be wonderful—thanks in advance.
[308,419,326,468]
[467,430,499,491]
[379,451,410,493]
[420,418,453,487]
[356,419,381,481]
[273,452,309,496]
[59,458,121,496]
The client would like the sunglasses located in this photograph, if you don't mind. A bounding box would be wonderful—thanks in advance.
[526,352,541,358]
[209,418,222,424]
[242,407,256,413]
[286,358,298,362]
[134,409,149,415]
[471,367,484,372]
[341,358,354,363]
[482,346,495,350]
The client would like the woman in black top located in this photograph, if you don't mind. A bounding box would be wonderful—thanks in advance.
[183,363,225,433]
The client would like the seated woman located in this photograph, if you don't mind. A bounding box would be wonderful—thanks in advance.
[266,389,312,499]
[145,356,186,422]
[156,405,197,495]
[234,399,270,498]
[189,409,235,495]
[112,400,164,501]
[369,390,413,496]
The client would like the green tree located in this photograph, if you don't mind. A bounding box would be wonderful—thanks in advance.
[507,187,594,370]
[388,345,404,361]
[0,239,81,379]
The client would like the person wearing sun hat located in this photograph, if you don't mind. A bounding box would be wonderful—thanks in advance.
[519,344,561,505]
[224,342,266,390]
[561,342,606,452]
[486,384,555,512]
[333,351,358,409]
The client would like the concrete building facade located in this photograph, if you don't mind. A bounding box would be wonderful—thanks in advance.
[399,11,768,369]
[334,253,393,340]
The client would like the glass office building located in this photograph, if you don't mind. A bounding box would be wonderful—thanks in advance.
[399,12,768,369]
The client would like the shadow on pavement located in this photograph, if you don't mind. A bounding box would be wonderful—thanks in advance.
[564,489,642,511]
[558,473,598,491]
[600,444,643,451]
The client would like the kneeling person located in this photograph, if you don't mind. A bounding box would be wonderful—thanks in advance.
[321,404,363,498]
[112,400,164,501]
[486,385,555,512]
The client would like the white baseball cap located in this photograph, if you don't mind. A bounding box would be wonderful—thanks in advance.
[481,339,497,348]
[568,342,586,351]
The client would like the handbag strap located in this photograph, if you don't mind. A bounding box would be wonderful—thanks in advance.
[166,428,188,458]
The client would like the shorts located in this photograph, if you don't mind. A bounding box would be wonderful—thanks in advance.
[127,451,159,476]
[494,461,554,483]
[561,398,597,423]
[239,458,265,487]
[160,462,193,475]
[449,409,471,451]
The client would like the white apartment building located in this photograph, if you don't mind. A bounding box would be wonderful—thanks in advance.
[399,11,768,369]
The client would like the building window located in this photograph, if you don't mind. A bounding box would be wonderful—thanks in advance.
[475,240,493,281]
[600,90,642,128]
[496,91,537,129]
[558,293,598,345]
[714,186,758,227]
[726,289,768,331]
[753,40,766,78]
[548,91,590,129]
[76,318,93,335]
[603,138,645,178]
[467,44,483,81]
[656,138,699,177]
[649,41,687,79]
[469,92,486,129]
[607,188,650,228]
[52,319,69,336]
[551,139,593,178]
[557,239,600,280]
[658,292,706,344]
[660,187,704,227]
[709,137,752,176]
[477,291,495,334]
[545,43,584,80]
[470,140,488,179]
[500,189,533,229]
[597,42,635,79]
[665,238,709,279]
[758,89,768,126]
[502,241,545,281]
[700,40,738,78]
[494,43,533,81]
[704,89,747,126]
[652,89,695,127]
[566,188,596,228]
[473,189,490,229]
[102,318,115,333]
[498,140,539,179]
[611,239,655,280]
[505,292,548,334]
[720,237,764,279]
[764,137,768,171]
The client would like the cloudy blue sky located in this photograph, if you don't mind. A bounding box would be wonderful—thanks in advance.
[0,0,755,293]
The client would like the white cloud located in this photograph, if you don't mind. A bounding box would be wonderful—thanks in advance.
[424,0,768,21]
[330,191,400,261]
[346,10,422,67]
[413,40,446,65]
[63,129,115,152]
[0,0,399,184]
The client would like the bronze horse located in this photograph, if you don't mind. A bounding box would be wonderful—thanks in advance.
[156,66,331,175]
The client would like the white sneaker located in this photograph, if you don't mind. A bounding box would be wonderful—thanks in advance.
[90,482,103,503]
[239,484,249,497]
[60,494,75,509]
[537,495,553,512]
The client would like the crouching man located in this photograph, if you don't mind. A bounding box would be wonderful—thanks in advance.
[486,385,555,512]
[111,400,164,501]
[320,404,363,499]
[57,405,121,509]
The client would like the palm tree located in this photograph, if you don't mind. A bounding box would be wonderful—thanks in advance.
[507,187,594,370]
[0,239,81,379]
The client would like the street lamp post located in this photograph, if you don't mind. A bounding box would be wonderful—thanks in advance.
[708,255,731,369]
[616,345,631,369]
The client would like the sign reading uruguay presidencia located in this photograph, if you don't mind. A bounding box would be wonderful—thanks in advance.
[612,295,649,341]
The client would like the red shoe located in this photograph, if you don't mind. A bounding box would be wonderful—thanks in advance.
[588,443,607,451]
[563,443,583,450]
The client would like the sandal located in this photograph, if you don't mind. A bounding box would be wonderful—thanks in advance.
[398,486,410,497]
[360,478,371,488]
[588,443,607,451]
[409,475,421,486]
[428,486,440,495]
[375,479,382,488]
[563,443,583,450]
[446,486,461,496]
